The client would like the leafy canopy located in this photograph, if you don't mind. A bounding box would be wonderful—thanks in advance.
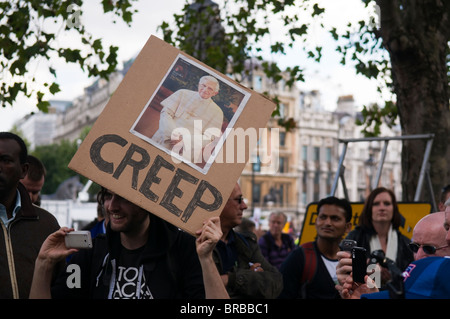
[0,0,138,111]
[159,0,396,134]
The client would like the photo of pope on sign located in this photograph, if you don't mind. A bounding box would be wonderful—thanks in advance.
[131,54,250,174]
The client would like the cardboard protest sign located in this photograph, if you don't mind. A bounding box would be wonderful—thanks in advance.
[68,35,276,235]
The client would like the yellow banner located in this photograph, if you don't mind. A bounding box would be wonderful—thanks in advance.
[298,202,431,245]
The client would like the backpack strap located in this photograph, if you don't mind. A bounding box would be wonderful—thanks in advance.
[300,241,318,284]
[297,241,318,298]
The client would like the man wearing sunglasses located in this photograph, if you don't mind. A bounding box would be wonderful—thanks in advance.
[409,211,450,260]
[213,183,283,298]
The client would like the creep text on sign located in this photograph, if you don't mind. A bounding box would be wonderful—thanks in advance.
[89,134,223,223]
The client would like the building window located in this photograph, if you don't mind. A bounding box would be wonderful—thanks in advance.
[279,156,288,173]
[279,103,286,118]
[253,156,261,172]
[279,78,286,91]
[314,147,320,162]
[302,192,307,205]
[314,171,320,201]
[267,183,289,206]
[254,75,263,91]
[302,145,308,161]
[326,147,332,162]
[252,183,261,204]
[314,171,320,184]
[279,131,286,147]
[327,171,333,195]
[278,184,285,205]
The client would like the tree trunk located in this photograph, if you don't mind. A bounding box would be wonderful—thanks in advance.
[378,0,450,205]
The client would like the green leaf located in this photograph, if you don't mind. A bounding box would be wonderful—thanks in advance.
[330,27,339,40]
[92,39,103,53]
[312,4,325,16]
[49,67,57,77]
[49,82,60,94]
[288,24,308,40]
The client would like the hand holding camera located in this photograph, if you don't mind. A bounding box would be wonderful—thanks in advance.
[337,239,381,298]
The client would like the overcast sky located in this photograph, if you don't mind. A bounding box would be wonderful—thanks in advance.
[0,0,388,132]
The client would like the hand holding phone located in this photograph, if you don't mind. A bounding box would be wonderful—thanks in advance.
[65,231,93,249]
[351,247,367,284]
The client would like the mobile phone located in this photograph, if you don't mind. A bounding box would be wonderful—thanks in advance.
[352,247,367,283]
[339,239,357,252]
[65,231,93,249]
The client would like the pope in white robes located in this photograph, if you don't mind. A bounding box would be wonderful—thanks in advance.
[152,75,224,164]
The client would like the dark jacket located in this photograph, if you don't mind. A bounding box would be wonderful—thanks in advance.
[0,183,60,299]
[51,213,205,299]
[345,226,414,271]
[258,232,295,269]
[213,230,283,299]
[278,241,341,299]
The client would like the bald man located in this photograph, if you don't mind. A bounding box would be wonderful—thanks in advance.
[410,211,450,260]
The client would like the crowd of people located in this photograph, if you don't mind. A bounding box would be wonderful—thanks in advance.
[1,131,450,299]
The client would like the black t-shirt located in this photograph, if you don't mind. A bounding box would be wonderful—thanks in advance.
[216,231,238,274]
[51,217,206,299]
[111,246,153,299]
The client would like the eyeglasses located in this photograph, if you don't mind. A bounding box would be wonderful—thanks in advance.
[234,196,244,204]
[408,242,448,254]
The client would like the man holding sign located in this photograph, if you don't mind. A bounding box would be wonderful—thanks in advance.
[56,35,276,299]
[29,188,228,299]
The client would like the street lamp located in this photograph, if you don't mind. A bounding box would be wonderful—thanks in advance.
[251,152,260,214]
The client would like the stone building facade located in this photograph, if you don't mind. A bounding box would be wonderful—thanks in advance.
[16,58,402,233]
